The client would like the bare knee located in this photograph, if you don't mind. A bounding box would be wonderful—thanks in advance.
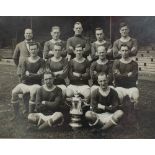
[11,88,20,102]
[85,111,96,121]
[112,110,124,122]
[54,112,63,118]
[83,90,91,99]
[66,88,74,97]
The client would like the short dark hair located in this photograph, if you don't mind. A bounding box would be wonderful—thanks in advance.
[74,22,82,27]
[24,28,33,33]
[97,45,106,52]
[51,26,60,32]
[44,71,55,78]
[120,44,130,50]
[119,22,129,30]
[97,72,109,80]
[75,44,84,49]
[29,42,39,49]
[98,72,107,77]
[95,27,103,32]
[54,42,62,49]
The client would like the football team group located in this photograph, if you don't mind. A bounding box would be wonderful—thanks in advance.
[11,21,139,131]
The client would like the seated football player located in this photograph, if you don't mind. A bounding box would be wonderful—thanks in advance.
[90,46,113,93]
[66,22,90,60]
[11,42,45,120]
[66,44,91,101]
[46,42,68,96]
[28,72,64,130]
[113,44,138,89]
[43,26,67,59]
[113,22,138,59]
[85,72,124,130]
[90,27,113,61]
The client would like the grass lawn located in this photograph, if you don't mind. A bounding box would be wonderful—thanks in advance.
[0,64,155,139]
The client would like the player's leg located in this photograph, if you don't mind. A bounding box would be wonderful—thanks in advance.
[22,93,30,115]
[85,111,104,128]
[29,85,41,113]
[79,85,91,100]
[38,112,64,130]
[28,113,44,125]
[66,85,76,97]
[102,110,124,130]
[11,84,25,120]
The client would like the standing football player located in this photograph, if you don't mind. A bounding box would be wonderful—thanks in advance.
[113,22,138,59]
[91,27,112,61]
[66,22,90,60]
[43,26,67,59]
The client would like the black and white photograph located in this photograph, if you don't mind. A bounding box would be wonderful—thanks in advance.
[0,16,155,139]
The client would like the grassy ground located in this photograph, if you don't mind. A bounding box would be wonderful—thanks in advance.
[0,64,155,139]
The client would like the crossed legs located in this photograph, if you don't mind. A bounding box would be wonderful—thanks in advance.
[28,112,64,130]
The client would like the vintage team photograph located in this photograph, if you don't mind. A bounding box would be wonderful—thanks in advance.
[0,16,154,139]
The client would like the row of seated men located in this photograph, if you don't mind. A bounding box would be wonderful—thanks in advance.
[11,38,139,131]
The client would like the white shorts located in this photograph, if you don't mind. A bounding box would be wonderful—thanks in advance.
[67,84,90,95]
[90,85,99,93]
[14,83,41,94]
[16,83,41,94]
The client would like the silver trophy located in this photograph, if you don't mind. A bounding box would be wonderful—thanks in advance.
[66,92,89,130]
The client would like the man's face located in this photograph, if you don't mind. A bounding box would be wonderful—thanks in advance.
[96,30,104,41]
[29,45,38,57]
[44,74,54,88]
[97,46,106,60]
[51,28,60,40]
[54,45,61,58]
[120,46,129,58]
[24,29,33,41]
[73,24,83,35]
[74,47,83,58]
[120,26,129,37]
[98,75,108,90]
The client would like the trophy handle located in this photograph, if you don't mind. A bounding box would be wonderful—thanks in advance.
[81,99,90,108]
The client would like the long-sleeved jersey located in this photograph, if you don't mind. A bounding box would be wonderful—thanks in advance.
[43,39,67,59]
[36,86,63,114]
[113,59,138,88]
[66,35,90,58]
[68,58,90,85]
[46,57,68,85]
[91,87,120,113]
[113,38,138,59]
[90,60,113,85]
[20,57,45,85]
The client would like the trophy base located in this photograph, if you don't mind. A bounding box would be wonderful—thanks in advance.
[69,114,83,130]
[69,122,82,130]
